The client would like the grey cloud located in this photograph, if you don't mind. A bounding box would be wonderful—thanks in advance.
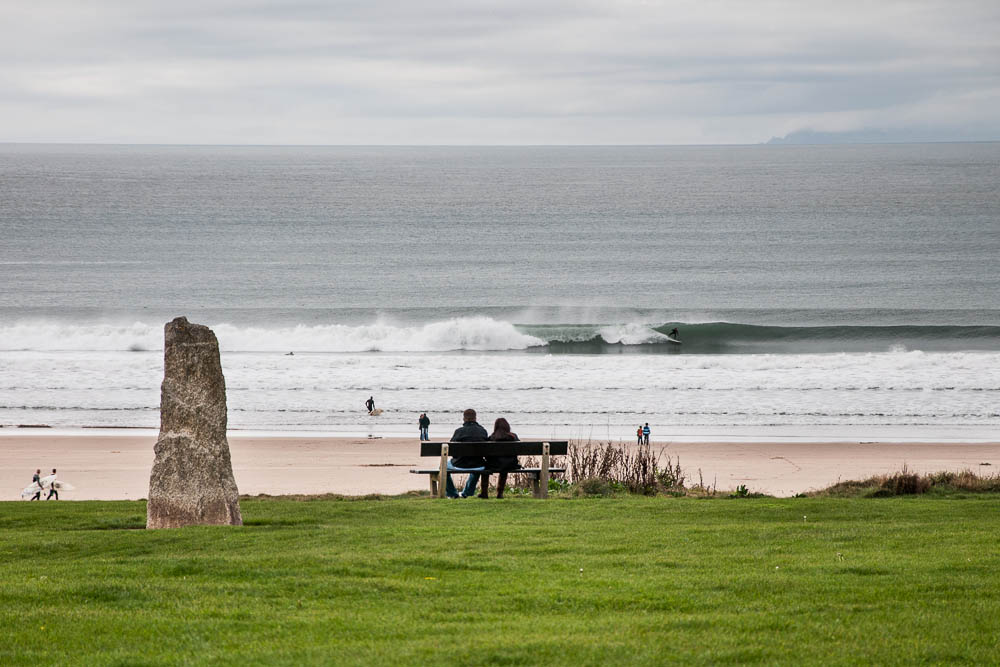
[1,0,998,143]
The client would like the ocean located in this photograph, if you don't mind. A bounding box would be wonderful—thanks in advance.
[2,143,999,440]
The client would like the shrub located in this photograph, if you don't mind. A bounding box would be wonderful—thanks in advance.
[812,466,1000,497]
[730,484,749,498]
[878,470,930,496]
[577,477,613,496]
[564,440,696,496]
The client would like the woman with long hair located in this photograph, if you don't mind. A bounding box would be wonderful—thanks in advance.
[481,417,521,499]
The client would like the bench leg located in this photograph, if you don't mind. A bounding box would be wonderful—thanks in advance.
[429,473,439,496]
[531,473,540,499]
[438,445,449,499]
[540,442,550,499]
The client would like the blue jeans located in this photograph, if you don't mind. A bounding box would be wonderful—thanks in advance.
[419,427,429,441]
[445,463,484,498]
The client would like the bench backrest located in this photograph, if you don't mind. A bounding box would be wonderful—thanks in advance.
[420,441,568,457]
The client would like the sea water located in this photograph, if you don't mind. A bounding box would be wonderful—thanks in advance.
[1,143,999,440]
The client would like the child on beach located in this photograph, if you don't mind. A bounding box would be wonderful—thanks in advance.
[636,427,643,445]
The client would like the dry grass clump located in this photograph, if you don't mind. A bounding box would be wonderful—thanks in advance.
[503,440,690,496]
[568,441,673,495]
[812,465,1000,497]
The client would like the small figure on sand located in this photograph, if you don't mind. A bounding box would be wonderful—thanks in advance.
[642,423,650,445]
[418,413,430,441]
[365,396,375,414]
[46,468,59,500]
[636,426,643,445]
[30,469,42,501]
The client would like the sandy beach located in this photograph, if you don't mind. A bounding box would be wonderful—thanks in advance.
[2,434,997,500]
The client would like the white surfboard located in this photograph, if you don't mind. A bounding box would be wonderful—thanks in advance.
[29,475,74,494]
[665,337,682,345]
[369,408,384,416]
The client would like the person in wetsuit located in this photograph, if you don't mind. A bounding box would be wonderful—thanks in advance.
[30,469,42,501]
[46,468,58,500]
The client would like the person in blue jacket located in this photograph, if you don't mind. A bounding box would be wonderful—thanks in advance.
[642,423,650,445]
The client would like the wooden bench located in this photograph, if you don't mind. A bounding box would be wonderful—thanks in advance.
[410,441,568,499]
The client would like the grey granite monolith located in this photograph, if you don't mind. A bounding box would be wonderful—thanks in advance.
[147,317,242,529]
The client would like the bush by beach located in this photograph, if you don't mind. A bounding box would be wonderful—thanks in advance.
[502,440,699,497]
[502,441,1000,501]
[809,465,1000,498]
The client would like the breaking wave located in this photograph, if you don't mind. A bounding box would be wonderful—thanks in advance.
[1,319,999,353]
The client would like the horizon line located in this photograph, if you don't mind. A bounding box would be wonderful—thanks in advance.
[2,139,999,148]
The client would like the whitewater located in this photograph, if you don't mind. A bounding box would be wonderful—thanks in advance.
[2,318,999,440]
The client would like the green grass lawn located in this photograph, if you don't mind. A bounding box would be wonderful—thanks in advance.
[2,495,999,665]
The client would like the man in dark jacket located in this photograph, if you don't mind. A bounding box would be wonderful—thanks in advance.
[418,413,430,441]
[445,408,488,498]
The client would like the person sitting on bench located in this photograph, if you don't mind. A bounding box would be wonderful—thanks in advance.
[445,408,488,498]
[482,417,522,499]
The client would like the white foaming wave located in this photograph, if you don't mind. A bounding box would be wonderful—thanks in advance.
[598,323,670,345]
[0,318,547,353]
[0,322,162,352]
[214,318,546,352]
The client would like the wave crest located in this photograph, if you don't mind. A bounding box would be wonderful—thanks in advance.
[0,318,546,353]
[2,319,998,354]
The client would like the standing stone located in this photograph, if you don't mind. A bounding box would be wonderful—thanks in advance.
[147,317,242,529]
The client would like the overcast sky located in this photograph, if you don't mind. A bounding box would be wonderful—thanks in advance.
[2,0,998,144]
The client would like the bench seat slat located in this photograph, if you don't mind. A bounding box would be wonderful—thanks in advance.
[420,441,568,457]
[410,468,566,475]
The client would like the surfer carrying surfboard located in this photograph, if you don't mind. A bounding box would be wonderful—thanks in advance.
[30,469,42,501]
[46,469,59,500]
[366,396,375,415]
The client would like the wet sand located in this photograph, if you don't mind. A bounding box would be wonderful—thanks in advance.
[1,435,997,500]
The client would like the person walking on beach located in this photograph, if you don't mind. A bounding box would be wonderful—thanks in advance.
[418,413,430,441]
[365,396,375,414]
[46,469,59,500]
[444,409,488,498]
[30,469,42,501]
[642,423,650,445]
[636,426,643,445]
[482,417,522,499]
